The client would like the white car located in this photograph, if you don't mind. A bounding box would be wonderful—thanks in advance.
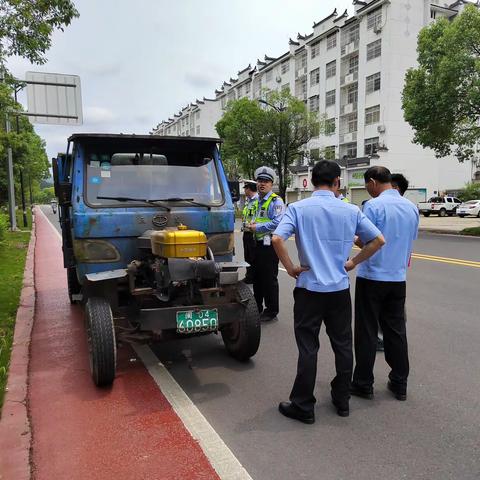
[456,200,480,218]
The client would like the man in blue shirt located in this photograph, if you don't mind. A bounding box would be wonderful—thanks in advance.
[351,166,419,402]
[246,166,285,321]
[272,161,385,423]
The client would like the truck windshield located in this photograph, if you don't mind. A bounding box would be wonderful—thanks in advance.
[85,150,223,207]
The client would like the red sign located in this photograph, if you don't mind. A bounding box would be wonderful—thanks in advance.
[302,179,308,188]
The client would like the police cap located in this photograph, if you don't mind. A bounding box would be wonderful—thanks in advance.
[255,166,275,182]
[242,179,257,190]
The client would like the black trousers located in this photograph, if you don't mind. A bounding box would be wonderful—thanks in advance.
[353,277,409,392]
[252,242,279,317]
[242,232,256,282]
[290,287,353,413]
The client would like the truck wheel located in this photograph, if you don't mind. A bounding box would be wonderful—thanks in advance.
[85,297,116,386]
[439,208,447,217]
[67,267,82,304]
[458,214,465,218]
[422,212,430,217]
[221,282,261,362]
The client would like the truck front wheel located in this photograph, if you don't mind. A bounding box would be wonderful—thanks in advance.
[221,282,261,361]
[439,208,447,217]
[422,212,430,217]
[85,297,116,386]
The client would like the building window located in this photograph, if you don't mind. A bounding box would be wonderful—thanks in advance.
[327,32,337,50]
[326,60,336,79]
[366,72,381,94]
[310,148,320,162]
[347,83,358,104]
[311,41,320,59]
[365,105,380,125]
[265,69,273,82]
[295,51,307,74]
[195,111,200,120]
[346,112,357,133]
[196,125,200,135]
[367,7,382,30]
[221,97,226,109]
[348,55,359,74]
[309,95,319,112]
[295,77,307,100]
[326,89,336,107]
[345,142,357,158]
[430,9,436,19]
[310,68,320,86]
[237,85,243,97]
[324,146,336,160]
[364,137,379,155]
[245,82,251,94]
[342,23,359,45]
[325,118,335,135]
[281,60,290,74]
[367,39,382,61]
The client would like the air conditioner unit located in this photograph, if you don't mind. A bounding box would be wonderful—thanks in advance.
[345,73,354,84]
[343,133,353,142]
[344,103,353,114]
[377,124,386,133]
[373,25,382,34]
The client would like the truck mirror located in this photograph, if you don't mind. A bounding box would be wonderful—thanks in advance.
[228,181,240,203]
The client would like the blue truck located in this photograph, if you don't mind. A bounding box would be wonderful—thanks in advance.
[53,134,260,386]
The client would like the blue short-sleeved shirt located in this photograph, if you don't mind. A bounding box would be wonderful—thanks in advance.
[274,190,381,293]
[254,191,286,234]
[357,189,419,282]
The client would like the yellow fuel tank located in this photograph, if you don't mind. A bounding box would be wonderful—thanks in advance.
[150,225,207,258]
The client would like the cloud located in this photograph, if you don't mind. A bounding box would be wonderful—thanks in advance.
[84,106,117,125]
[184,71,217,90]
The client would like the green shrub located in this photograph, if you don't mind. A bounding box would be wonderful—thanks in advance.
[458,183,480,202]
[0,213,8,243]
[460,226,480,236]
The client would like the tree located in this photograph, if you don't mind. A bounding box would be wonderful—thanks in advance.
[402,5,480,162]
[216,89,319,199]
[458,182,480,202]
[0,0,79,66]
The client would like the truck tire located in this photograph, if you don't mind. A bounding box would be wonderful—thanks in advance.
[439,208,447,217]
[85,297,116,386]
[458,214,465,218]
[422,212,430,217]
[67,267,82,304]
[221,282,261,362]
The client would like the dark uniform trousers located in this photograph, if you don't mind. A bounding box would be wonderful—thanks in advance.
[242,231,256,283]
[353,277,409,392]
[290,287,353,413]
[253,242,279,317]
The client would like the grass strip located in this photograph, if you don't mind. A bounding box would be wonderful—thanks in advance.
[0,229,31,410]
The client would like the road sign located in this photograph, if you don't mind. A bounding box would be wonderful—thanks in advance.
[26,72,83,125]
[302,178,308,188]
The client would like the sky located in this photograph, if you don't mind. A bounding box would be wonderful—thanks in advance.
[8,0,351,160]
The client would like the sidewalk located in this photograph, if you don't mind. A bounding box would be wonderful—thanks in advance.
[418,215,480,234]
[0,211,219,480]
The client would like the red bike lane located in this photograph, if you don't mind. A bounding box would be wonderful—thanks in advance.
[27,211,219,480]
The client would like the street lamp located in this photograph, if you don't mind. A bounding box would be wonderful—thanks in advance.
[257,98,285,112]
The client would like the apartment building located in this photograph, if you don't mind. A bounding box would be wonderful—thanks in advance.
[152,0,479,205]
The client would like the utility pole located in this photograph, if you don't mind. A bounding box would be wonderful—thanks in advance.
[14,88,28,227]
[5,114,17,230]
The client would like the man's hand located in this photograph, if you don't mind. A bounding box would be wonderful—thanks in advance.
[344,259,356,272]
[287,265,310,279]
[247,223,257,232]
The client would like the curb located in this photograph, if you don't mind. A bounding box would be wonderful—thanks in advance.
[419,227,480,237]
[0,212,36,480]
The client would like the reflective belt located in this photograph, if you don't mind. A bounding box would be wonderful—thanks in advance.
[253,193,278,240]
[341,197,350,203]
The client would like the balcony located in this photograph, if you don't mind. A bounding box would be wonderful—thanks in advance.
[340,71,358,86]
[295,67,307,78]
[341,39,359,57]
[339,131,357,144]
[340,102,358,115]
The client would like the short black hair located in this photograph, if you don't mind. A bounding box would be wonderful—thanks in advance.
[364,166,391,184]
[311,160,341,187]
[244,182,257,193]
[391,173,409,196]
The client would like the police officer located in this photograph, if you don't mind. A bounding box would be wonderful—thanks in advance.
[351,166,419,402]
[272,161,384,422]
[246,166,285,322]
[241,180,258,284]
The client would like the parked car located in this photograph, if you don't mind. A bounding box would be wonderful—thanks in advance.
[417,196,461,217]
[456,199,480,218]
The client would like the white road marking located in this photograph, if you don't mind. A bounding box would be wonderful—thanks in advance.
[36,206,62,241]
[39,206,253,480]
[134,345,253,480]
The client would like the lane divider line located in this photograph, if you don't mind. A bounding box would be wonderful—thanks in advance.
[133,345,253,480]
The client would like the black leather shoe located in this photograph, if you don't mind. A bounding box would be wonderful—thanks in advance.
[241,277,254,285]
[278,402,315,424]
[350,384,374,400]
[331,396,349,417]
[260,313,278,322]
[387,381,407,401]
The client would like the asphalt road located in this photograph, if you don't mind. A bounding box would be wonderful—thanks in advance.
[40,206,480,480]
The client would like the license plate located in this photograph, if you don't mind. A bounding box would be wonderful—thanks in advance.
[176,309,218,334]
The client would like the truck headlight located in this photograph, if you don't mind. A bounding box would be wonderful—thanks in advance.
[207,233,234,256]
[73,239,121,263]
